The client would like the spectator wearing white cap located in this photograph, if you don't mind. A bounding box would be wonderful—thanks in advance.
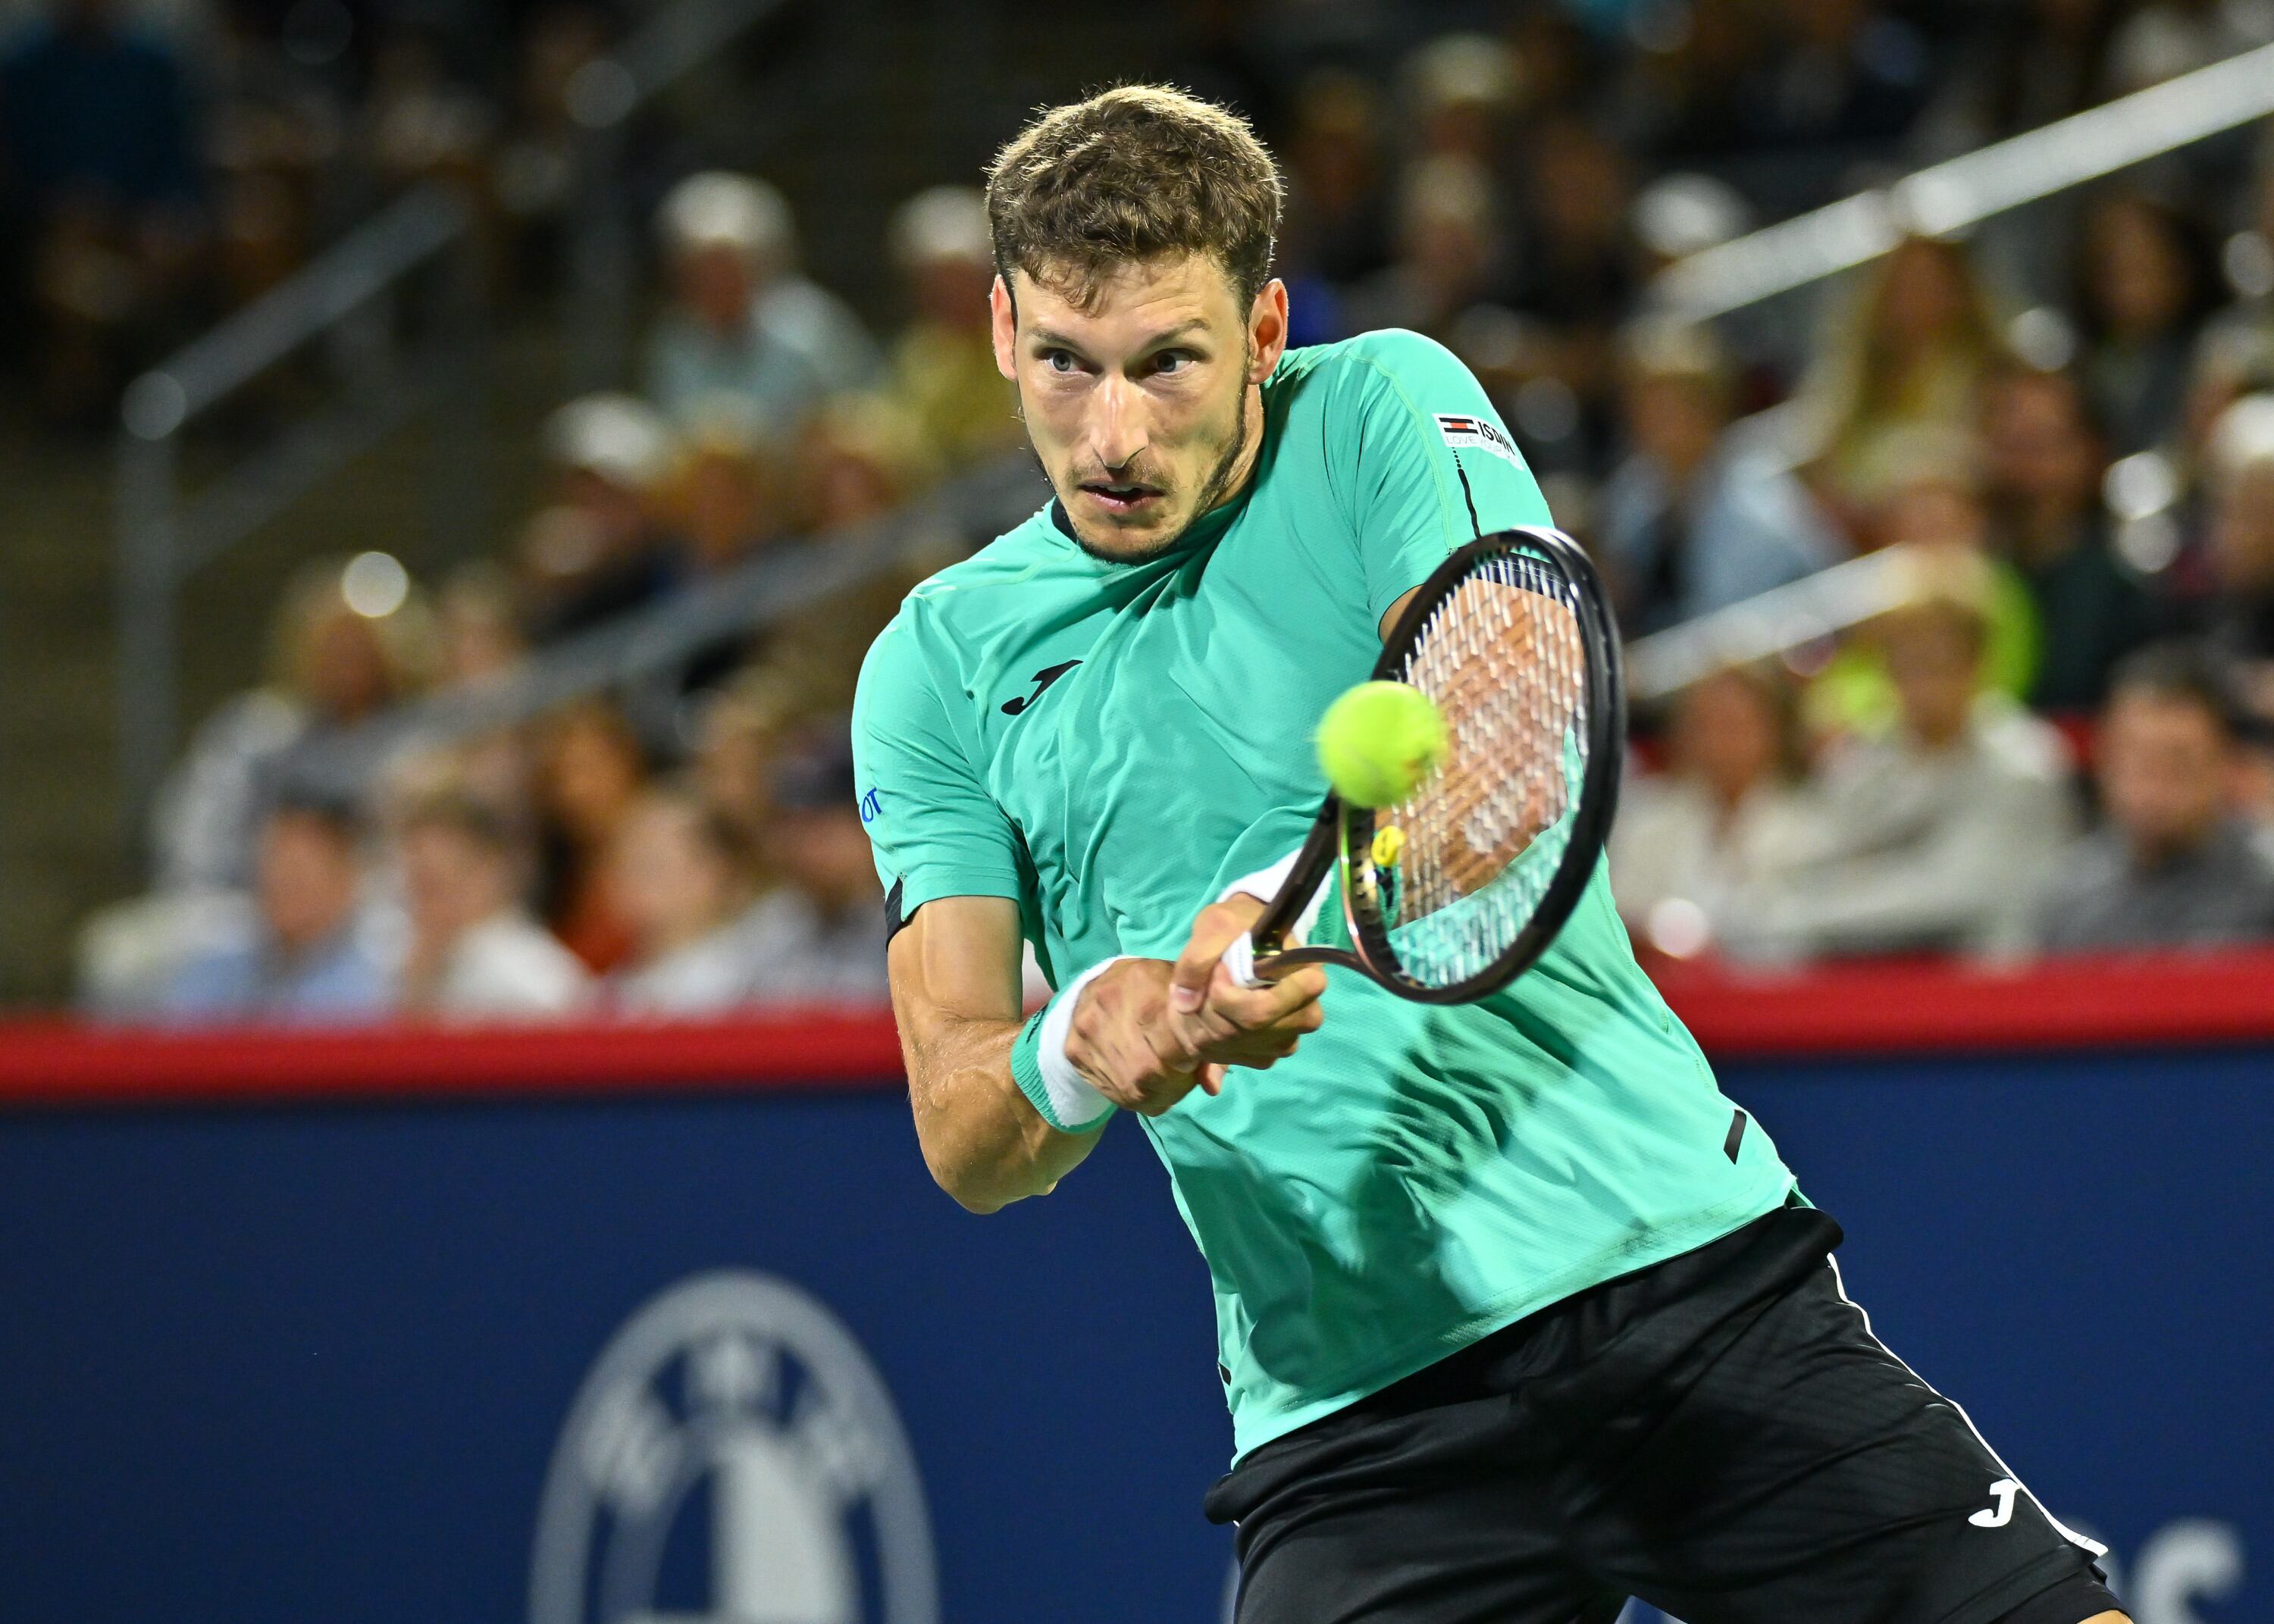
[888,186,1021,468]
[519,392,680,643]
[644,171,880,438]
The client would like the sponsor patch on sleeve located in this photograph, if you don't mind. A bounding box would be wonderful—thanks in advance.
[1435,412,1524,468]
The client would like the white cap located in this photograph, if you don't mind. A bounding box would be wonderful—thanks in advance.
[1402,33,1520,116]
[1632,173,1752,262]
[891,185,991,271]
[656,171,794,267]
[545,393,676,490]
[2211,393,2274,480]
[1398,153,1496,237]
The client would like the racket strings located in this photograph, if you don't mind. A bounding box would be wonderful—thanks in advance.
[1369,550,1590,990]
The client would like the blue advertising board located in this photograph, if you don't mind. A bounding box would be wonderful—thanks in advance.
[0,1043,2263,1623]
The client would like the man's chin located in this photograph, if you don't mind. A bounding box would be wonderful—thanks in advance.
[1063,502,1192,564]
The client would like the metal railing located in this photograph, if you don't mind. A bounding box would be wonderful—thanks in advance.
[1654,42,2274,321]
[281,454,1045,799]
[1625,546,1931,703]
[1621,44,2274,688]
[113,182,487,840]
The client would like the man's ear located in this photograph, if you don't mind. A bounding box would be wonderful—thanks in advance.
[990,274,1019,382]
[1248,277,1290,384]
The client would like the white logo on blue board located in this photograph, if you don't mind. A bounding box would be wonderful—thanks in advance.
[529,1270,938,1624]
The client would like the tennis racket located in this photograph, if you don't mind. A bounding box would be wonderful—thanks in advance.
[1226,527,1624,1004]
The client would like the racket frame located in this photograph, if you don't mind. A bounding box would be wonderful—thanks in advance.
[1246,527,1626,1003]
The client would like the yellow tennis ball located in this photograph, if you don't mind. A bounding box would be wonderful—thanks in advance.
[1317,681,1448,808]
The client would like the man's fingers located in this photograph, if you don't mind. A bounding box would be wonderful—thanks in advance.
[1207,962,1327,1029]
[1168,962,1325,1054]
[1170,897,1266,1012]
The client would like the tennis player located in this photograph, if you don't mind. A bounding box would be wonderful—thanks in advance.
[852,85,2125,1624]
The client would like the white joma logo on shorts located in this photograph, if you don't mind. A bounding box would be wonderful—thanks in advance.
[1969,1478,2019,1528]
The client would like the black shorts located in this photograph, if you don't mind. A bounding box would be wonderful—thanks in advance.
[1206,1202,2120,1624]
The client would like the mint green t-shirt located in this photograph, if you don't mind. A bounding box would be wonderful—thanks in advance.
[852,330,1796,1460]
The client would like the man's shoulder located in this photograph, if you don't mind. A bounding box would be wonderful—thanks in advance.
[1273,330,1513,469]
[896,508,1073,623]
[165,937,263,1012]
[857,508,1073,697]
[1280,327,1470,398]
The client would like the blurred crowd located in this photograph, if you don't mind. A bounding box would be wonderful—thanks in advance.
[45,0,2274,1022]
[75,155,1018,1021]
[0,0,657,427]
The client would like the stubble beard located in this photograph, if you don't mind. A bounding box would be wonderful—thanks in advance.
[1045,381,1255,567]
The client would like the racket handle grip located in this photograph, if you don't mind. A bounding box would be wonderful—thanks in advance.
[1220,931,1271,991]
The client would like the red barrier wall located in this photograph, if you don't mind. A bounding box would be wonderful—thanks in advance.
[2,950,2269,1105]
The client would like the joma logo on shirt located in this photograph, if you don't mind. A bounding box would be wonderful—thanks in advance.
[1001,659,1081,716]
[1436,413,1523,468]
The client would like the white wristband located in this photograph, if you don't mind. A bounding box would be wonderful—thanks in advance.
[1035,956,1132,1129]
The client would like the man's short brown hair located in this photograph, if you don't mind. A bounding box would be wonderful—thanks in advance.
[984,85,1283,314]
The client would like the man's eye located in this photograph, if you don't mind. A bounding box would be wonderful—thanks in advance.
[1043,349,1079,374]
[1154,351,1193,375]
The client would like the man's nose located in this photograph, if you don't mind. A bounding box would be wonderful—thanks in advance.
[1088,374,1148,471]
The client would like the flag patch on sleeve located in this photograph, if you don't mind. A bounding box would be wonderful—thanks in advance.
[1435,413,1524,468]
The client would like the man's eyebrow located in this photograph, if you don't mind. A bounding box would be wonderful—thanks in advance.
[1029,319,1211,351]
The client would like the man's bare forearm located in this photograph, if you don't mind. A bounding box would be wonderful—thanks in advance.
[886,896,1097,1213]
[901,1011,1099,1213]
[880,895,1317,1213]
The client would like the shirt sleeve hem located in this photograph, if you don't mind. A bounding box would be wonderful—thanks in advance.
[892,866,1026,914]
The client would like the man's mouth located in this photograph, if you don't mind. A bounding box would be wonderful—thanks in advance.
[1078,480,1164,516]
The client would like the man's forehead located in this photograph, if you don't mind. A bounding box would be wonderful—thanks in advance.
[1007,255,1240,336]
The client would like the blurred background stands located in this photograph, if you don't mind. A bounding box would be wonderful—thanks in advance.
[11,0,2274,1013]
